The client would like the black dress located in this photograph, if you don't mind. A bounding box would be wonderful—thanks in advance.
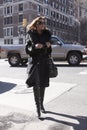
[25,29,52,88]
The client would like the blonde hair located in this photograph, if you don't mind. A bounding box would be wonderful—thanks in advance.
[27,16,45,31]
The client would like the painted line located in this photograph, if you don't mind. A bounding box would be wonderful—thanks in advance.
[79,70,87,75]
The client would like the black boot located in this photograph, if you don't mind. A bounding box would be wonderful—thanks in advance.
[33,86,41,118]
[40,87,46,113]
[41,104,45,113]
[37,106,41,118]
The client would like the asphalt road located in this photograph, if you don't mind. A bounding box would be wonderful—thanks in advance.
[0,59,87,130]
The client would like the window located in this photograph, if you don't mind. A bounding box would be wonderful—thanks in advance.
[4,8,6,15]
[4,29,6,36]
[19,38,23,44]
[4,6,12,15]
[4,39,6,44]
[4,27,13,36]
[11,28,13,35]
[51,11,55,18]
[47,19,51,26]
[4,17,13,25]
[7,7,10,14]
[43,0,49,4]
[4,39,13,44]
[4,0,12,3]
[51,36,64,45]
[11,39,13,44]
[57,22,59,28]
[44,8,48,15]
[57,13,59,19]
[19,3,23,11]
[7,28,10,36]
[52,2,55,8]
[51,37,58,45]
[37,5,40,13]
[19,14,23,23]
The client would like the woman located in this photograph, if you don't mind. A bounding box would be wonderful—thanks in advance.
[25,16,52,119]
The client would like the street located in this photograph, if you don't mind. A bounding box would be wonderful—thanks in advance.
[0,59,87,130]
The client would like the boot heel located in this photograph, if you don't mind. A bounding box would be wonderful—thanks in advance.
[37,108,41,118]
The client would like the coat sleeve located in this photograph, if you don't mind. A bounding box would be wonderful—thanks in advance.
[25,31,35,57]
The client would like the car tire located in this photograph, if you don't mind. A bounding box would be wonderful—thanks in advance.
[67,52,82,66]
[8,54,21,67]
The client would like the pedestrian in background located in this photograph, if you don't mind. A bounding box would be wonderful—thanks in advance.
[25,16,52,119]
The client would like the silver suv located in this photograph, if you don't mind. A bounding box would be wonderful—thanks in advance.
[51,35,87,65]
[0,35,87,66]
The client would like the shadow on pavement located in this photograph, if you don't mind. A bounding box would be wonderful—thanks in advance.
[10,64,27,68]
[0,81,16,94]
[45,111,87,130]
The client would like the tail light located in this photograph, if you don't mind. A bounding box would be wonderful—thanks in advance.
[0,47,5,53]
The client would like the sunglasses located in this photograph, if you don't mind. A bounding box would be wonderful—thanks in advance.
[37,21,45,25]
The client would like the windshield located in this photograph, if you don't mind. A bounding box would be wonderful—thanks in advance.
[51,35,65,45]
[57,36,65,44]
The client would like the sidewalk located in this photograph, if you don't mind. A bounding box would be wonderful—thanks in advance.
[0,77,76,112]
[0,78,76,130]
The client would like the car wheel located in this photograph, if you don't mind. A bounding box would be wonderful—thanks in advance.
[67,52,82,66]
[8,54,21,67]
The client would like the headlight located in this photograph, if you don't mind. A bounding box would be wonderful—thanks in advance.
[84,47,87,54]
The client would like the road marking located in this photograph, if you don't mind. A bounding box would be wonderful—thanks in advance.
[0,77,76,111]
[79,70,87,75]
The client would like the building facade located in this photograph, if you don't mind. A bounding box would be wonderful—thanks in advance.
[0,0,80,45]
[79,0,87,45]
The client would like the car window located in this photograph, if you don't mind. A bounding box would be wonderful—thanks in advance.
[51,37,58,45]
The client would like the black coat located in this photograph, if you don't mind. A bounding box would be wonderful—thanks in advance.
[25,29,52,88]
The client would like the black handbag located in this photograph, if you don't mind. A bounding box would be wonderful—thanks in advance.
[49,57,58,78]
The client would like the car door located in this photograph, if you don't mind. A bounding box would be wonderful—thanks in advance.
[51,36,66,59]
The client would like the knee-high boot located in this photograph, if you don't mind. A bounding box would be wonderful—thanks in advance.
[33,85,41,118]
[40,87,45,113]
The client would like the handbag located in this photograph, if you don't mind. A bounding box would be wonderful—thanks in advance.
[49,57,58,78]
